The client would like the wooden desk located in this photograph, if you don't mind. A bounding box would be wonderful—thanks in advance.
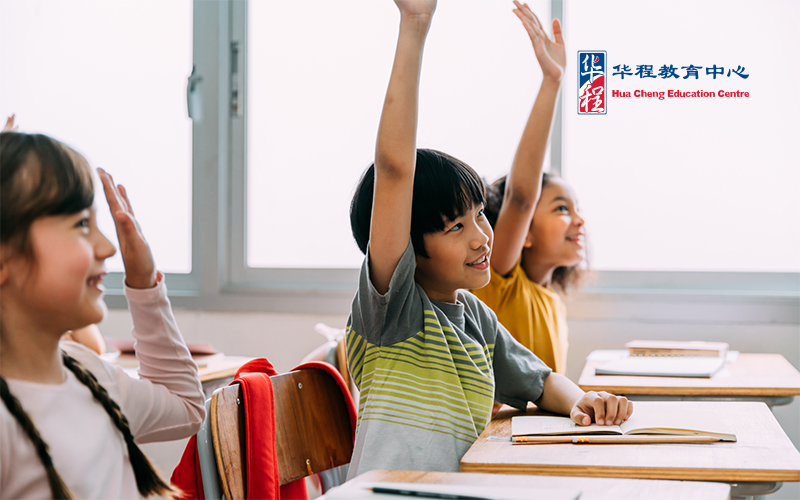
[196,356,251,382]
[460,402,800,498]
[115,354,252,398]
[323,470,731,500]
[579,353,800,407]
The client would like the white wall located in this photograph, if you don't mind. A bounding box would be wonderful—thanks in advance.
[104,295,800,499]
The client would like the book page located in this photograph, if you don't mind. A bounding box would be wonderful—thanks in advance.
[512,416,622,437]
[618,402,735,439]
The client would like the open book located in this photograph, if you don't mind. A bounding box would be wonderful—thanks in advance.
[512,403,736,443]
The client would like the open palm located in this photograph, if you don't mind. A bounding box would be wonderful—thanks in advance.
[98,168,158,289]
[513,1,565,81]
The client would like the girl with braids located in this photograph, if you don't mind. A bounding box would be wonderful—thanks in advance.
[0,130,205,498]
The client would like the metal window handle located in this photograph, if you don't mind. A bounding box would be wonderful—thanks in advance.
[187,64,203,121]
[230,41,242,117]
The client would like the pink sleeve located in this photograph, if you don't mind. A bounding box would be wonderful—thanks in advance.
[115,273,205,442]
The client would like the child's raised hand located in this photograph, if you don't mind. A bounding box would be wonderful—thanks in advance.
[3,114,17,132]
[98,168,158,289]
[394,0,437,18]
[570,391,633,426]
[513,1,565,82]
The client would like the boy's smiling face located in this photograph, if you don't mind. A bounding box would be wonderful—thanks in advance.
[414,203,493,303]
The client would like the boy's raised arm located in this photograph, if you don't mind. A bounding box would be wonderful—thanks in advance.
[491,1,565,276]
[369,0,437,294]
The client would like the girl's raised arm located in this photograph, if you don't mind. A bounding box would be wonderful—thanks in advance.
[97,168,204,439]
[491,1,565,276]
[369,0,436,294]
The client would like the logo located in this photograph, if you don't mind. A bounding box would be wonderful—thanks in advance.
[578,51,606,115]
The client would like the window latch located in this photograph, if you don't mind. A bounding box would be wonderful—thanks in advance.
[231,41,243,117]
[187,65,203,121]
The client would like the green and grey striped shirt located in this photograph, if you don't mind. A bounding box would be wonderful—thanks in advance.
[346,242,551,477]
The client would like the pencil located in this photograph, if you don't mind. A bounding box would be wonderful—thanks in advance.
[512,435,723,444]
[369,485,494,499]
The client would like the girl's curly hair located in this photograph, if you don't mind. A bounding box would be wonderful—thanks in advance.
[484,172,589,294]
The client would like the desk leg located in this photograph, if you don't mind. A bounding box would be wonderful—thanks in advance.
[623,394,795,411]
[729,481,782,500]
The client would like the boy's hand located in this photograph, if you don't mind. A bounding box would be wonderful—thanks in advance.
[513,1,565,82]
[571,391,633,426]
[98,168,158,289]
[395,0,437,19]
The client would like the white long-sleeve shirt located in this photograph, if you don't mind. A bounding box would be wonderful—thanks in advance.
[0,277,205,499]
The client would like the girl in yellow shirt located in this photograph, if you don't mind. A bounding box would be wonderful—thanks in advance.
[471,3,585,375]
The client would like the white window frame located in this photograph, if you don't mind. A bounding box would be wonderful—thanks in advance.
[100,0,797,325]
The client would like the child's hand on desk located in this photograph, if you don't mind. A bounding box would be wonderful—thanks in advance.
[98,168,158,289]
[571,391,633,426]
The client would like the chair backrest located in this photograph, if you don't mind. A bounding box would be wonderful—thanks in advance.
[197,398,223,500]
[335,337,350,389]
[211,368,354,499]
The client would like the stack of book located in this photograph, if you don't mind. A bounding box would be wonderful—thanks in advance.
[594,340,729,378]
[625,340,729,358]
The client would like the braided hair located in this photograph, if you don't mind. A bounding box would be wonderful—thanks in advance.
[0,377,73,499]
[0,352,180,499]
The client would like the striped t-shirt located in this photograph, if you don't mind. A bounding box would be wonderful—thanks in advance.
[346,242,551,477]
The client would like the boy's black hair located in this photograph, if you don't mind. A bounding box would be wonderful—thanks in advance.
[350,148,486,258]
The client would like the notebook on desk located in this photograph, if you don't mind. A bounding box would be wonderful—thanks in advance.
[322,482,581,500]
[594,355,725,378]
[105,338,220,356]
[104,338,225,368]
[112,352,225,368]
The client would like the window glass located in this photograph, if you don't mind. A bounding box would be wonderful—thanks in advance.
[247,0,551,268]
[562,0,800,272]
[0,0,193,273]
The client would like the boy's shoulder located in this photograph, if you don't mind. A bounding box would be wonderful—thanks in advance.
[458,288,495,313]
[457,289,500,333]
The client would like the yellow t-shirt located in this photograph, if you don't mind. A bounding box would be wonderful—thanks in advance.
[471,259,568,374]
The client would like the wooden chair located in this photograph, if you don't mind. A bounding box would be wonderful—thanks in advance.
[335,337,351,390]
[210,368,354,500]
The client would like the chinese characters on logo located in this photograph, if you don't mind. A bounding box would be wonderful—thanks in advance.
[612,64,749,79]
[578,51,607,115]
